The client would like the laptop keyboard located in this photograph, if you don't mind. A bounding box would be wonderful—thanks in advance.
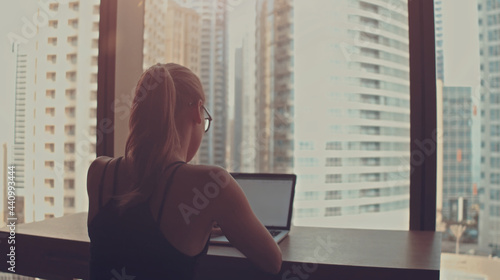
[268,230,281,237]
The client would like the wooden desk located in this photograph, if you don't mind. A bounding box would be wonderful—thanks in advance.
[0,212,441,280]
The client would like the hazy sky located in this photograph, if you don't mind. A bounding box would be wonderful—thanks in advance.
[441,0,480,87]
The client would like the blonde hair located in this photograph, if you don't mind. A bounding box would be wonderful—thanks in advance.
[115,63,204,210]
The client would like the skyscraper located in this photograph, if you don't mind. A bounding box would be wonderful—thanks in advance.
[434,0,444,81]
[477,0,500,253]
[228,0,257,172]
[255,0,294,173]
[13,1,101,222]
[439,85,481,238]
[293,0,410,229]
[186,0,228,167]
[232,47,243,171]
[143,0,200,75]
[11,45,27,224]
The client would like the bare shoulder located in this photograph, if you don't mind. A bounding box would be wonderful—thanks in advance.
[177,164,234,190]
[173,164,240,225]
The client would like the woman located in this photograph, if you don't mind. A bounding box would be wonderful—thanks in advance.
[86,63,282,279]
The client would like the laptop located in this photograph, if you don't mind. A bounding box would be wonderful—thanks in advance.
[210,172,296,245]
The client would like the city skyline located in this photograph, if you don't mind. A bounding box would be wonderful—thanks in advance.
[0,0,498,279]
[0,1,480,228]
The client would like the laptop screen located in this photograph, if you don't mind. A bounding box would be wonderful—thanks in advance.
[234,175,295,229]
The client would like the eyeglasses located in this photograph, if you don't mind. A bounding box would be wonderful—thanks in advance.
[202,105,212,133]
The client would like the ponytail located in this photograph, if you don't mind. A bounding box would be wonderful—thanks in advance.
[114,63,204,211]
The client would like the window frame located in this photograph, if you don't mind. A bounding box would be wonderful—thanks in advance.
[96,0,438,231]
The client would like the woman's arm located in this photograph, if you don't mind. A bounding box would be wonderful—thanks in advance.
[208,167,282,274]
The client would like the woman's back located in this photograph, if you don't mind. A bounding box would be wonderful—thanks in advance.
[87,156,211,279]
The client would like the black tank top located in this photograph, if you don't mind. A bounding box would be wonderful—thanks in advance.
[88,157,209,280]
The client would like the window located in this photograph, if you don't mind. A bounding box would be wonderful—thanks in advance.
[45,161,54,170]
[46,72,56,81]
[295,208,320,218]
[45,125,55,135]
[90,143,96,153]
[325,174,341,183]
[44,197,55,207]
[48,37,57,46]
[65,143,75,153]
[44,179,54,188]
[69,2,79,11]
[49,3,59,11]
[64,161,75,172]
[89,108,97,118]
[66,89,76,100]
[90,90,97,100]
[68,36,78,46]
[65,125,75,136]
[89,125,97,136]
[45,143,54,153]
[434,1,499,277]
[65,107,75,118]
[325,207,341,217]
[325,158,342,166]
[325,190,341,200]
[64,179,75,190]
[68,18,78,28]
[66,71,77,82]
[325,141,342,150]
[47,54,56,63]
[48,20,58,28]
[64,197,75,208]
[45,107,55,117]
[67,53,77,64]
[46,90,55,99]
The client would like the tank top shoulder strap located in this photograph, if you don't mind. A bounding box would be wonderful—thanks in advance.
[156,161,186,222]
[111,156,123,196]
[97,158,114,209]
[146,161,185,204]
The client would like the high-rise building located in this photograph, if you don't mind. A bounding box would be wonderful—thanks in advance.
[477,0,500,252]
[255,0,294,173]
[232,47,243,171]
[227,0,257,172]
[11,45,27,224]
[439,85,481,238]
[293,0,410,229]
[186,0,228,167]
[434,0,444,82]
[13,1,101,222]
[143,0,200,75]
